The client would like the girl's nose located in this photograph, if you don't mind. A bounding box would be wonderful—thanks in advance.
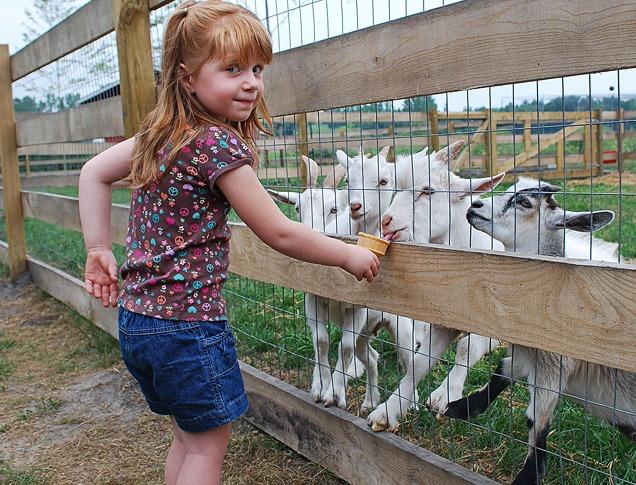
[243,72,259,90]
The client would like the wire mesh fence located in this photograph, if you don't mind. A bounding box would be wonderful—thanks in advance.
[4,0,635,483]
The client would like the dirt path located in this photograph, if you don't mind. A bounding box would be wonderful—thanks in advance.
[0,275,343,485]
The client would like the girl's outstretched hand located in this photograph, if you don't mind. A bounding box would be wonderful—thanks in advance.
[85,249,119,307]
[342,245,380,282]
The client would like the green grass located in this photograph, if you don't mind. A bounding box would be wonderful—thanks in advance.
[0,461,46,485]
[0,331,16,386]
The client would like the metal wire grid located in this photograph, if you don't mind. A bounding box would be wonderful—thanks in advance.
[12,31,120,113]
[226,68,636,483]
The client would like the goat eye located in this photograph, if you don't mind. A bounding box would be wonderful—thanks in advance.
[295,207,300,213]
[329,207,338,214]
[379,179,388,186]
[519,199,532,209]
[416,187,432,199]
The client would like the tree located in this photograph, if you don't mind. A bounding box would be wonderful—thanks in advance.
[18,0,88,112]
[21,0,80,45]
[13,96,46,113]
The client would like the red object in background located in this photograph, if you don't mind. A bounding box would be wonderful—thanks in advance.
[603,149,617,164]
[105,136,126,143]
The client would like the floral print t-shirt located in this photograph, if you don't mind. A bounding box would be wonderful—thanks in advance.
[119,124,253,321]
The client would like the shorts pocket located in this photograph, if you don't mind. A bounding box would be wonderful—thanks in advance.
[202,325,245,405]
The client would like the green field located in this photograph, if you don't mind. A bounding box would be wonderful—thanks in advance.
[0,180,634,484]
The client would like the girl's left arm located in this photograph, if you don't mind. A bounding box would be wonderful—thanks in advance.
[79,137,135,307]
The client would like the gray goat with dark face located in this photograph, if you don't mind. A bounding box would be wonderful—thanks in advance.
[446,177,634,485]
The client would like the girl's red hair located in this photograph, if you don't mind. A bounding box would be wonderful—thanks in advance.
[129,0,273,187]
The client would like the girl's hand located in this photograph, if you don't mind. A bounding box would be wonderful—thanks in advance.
[342,245,380,282]
[85,249,119,307]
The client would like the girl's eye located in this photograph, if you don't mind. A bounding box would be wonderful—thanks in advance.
[252,65,264,75]
[519,198,532,209]
[379,179,388,186]
[226,66,240,74]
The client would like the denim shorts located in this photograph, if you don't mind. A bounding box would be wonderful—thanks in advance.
[118,307,248,432]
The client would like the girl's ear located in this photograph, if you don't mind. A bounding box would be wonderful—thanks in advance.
[180,63,194,93]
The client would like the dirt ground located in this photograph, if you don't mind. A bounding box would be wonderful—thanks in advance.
[0,274,344,485]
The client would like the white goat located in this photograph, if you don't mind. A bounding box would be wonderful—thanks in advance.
[269,153,391,411]
[445,177,633,485]
[330,148,430,414]
[367,140,506,431]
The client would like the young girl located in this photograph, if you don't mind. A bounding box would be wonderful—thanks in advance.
[79,2,379,484]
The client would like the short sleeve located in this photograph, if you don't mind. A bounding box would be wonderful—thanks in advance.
[194,125,254,190]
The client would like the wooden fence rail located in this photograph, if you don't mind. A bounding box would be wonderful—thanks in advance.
[1,189,634,373]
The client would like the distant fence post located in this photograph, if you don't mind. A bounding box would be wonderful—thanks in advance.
[112,0,156,138]
[429,108,440,152]
[617,107,625,174]
[296,112,308,187]
[0,45,27,279]
[489,113,498,176]
[594,109,603,176]
[523,119,532,152]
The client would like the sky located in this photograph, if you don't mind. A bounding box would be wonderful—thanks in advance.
[1,0,634,111]
[1,1,36,54]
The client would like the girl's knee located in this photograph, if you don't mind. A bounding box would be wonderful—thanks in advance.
[180,422,232,456]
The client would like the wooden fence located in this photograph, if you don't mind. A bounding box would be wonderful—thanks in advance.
[1,0,636,483]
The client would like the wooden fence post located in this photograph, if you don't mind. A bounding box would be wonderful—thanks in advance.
[429,108,439,152]
[583,120,591,168]
[523,119,532,152]
[489,113,498,176]
[112,0,156,138]
[0,45,27,279]
[296,112,308,187]
[594,109,603,176]
[482,111,491,176]
[556,137,565,175]
[617,107,625,174]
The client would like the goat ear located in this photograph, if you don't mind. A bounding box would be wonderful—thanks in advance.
[357,146,365,158]
[378,145,391,159]
[336,150,354,169]
[415,146,429,157]
[552,210,615,232]
[300,155,319,187]
[456,172,506,199]
[267,188,299,206]
[539,181,562,193]
[323,164,347,189]
[435,140,465,164]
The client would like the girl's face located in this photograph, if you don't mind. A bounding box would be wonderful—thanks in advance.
[186,55,265,122]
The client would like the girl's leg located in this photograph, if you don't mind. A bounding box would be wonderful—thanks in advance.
[166,418,232,485]
[166,417,186,485]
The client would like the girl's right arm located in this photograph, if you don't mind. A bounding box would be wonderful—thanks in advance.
[79,138,135,307]
[216,165,379,282]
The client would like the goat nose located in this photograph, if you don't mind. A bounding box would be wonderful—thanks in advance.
[471,199,484,208]
[381,214,392,228]
[350,202,362,212]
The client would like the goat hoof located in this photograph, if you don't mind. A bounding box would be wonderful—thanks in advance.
[370,421,387,432]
